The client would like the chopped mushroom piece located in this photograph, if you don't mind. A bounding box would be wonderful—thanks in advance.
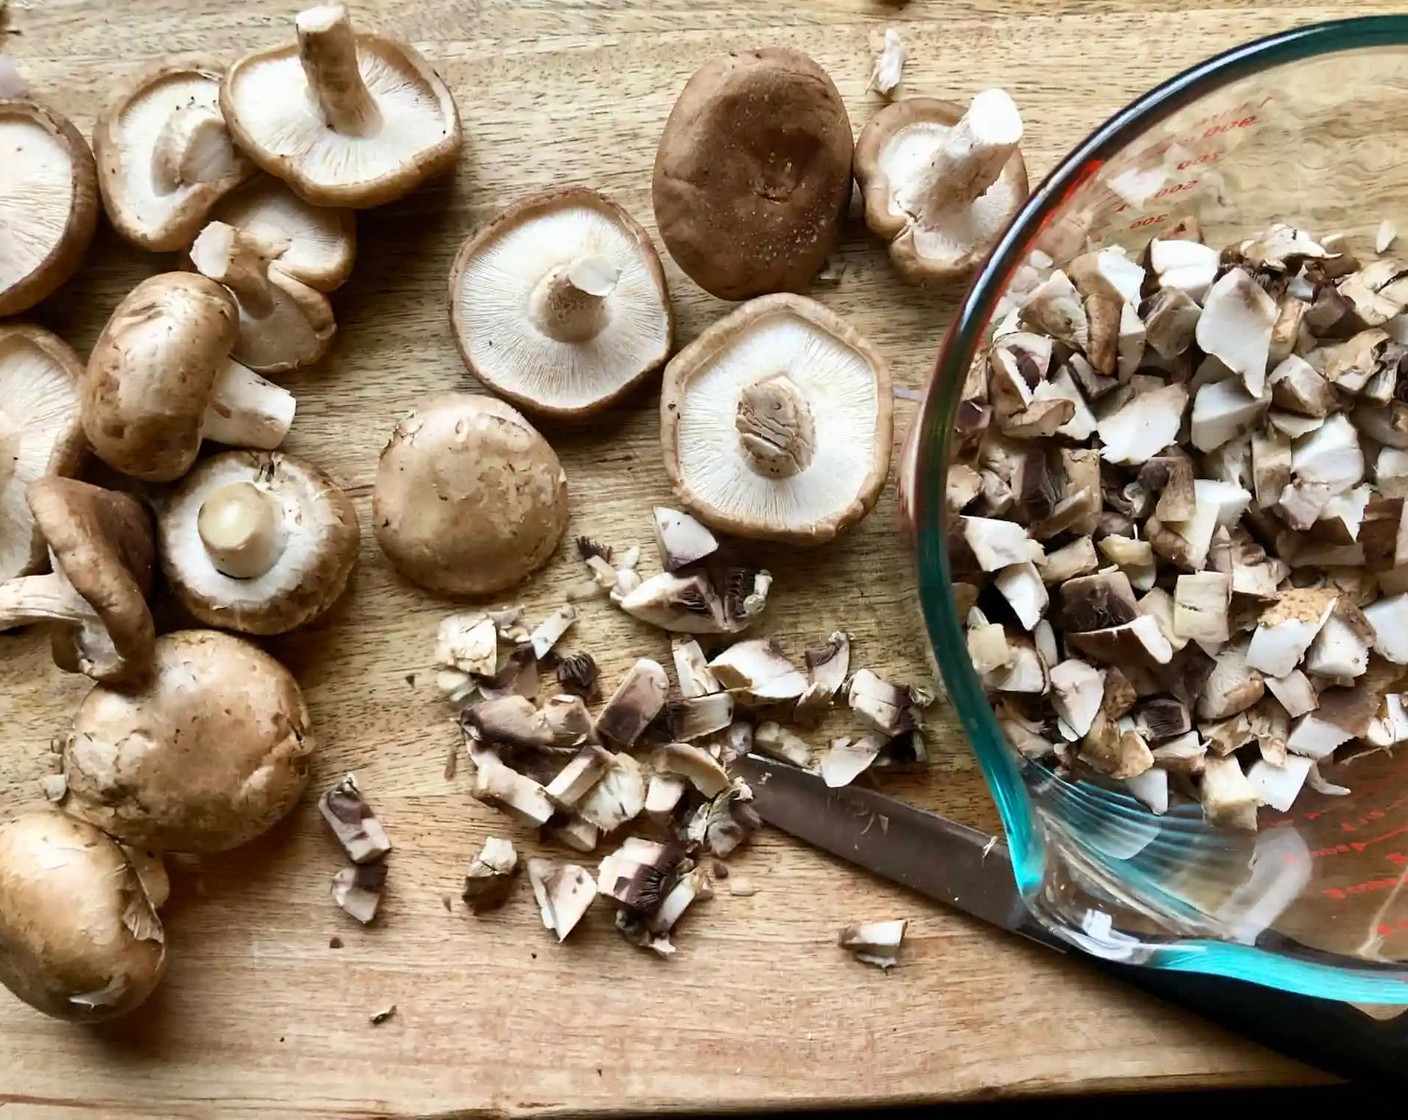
[1148,238,1219,301]
[555,653,601,702]
[644,774,688,825]
[1364,594,1408,664]
[1195,267,1277,396]
[710,639,808,704]
[529,605,577,661]
[331,859,386,924]
[449,189,674,418]
[651,506,719,572]
[868,27,905,97]
[1246,755,1313,814]
[0,100,99,317]
[848,669,918,737]
[819,734,885,788]
[319,774,391,864]
[660,294,892,544]
[671,637,721,698]
[1038,536,1099,584]
[1190,379,1270,454]
[617,571,742,634]
[1049,660,1104,739]
[961,516,1036,572]
[663,693,735,741]
[1172,572,1231,644]
[435,614,499,678]
[838,919,907,970]
[472,756,556,828]
[646,866,711,940]
[1199,756,1259,831]
[461,837,519,913]
[753,721,814,768]
[654,742,731,798]
[527,858,595,941]
[687,781,762,858]
[1303,598,1374,679]
[93,60,252,252]
[1197,640,1264,720]
[210,174,355,291]
[1149,732,1207,775]
[220,3,462,208]
[544,745,612,810]
[1143,287,1201,360]
[854,90,1028,285]
[1096,383,1188,466]
[575,752,646,834]
[595,659,669,747]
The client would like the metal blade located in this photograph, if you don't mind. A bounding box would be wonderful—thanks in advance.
[733,753,1060,947]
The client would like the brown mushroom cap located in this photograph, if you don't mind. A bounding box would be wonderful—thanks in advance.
[25,477,156,683]
[652,48,853,301]
[373,393,569,596]
[93,59,253,252]
[0,325,85,582]
[660,294,892,544]
[158,450,360,634]
[220,4,462,209]
[854,92,1028,286]
[83,272,296,481]
[0,810,166,1022]
[0,99,99,316]
[449,188,674,418]
[209,174,356,291]
[63,629,315,853]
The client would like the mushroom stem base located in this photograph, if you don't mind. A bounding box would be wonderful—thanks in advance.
[907,89,1022,222]
[735,374,817,479]
[296,4,382,137]
[201,360,296,450]
[197,482,287,579]
[0,572,92,632]
[531,257,619,343]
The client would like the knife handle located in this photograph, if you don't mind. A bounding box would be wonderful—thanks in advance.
[1088,956,1408,1083]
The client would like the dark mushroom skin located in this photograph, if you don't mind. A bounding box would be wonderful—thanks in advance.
[652,49,853,300]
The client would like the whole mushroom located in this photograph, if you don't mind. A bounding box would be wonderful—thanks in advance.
[854,90,1028,285]
[220,3,462,208]
[210,174,356,292]
[0,98,99,316]
[93,59,253,252]
[82,272,296,482]
[189,220,335,373]
[660,294,893,544]
[0,477,155,683]
[373,393,569,596]
[0,810,166,1022]
[652,49,853,300]
[449,188,674,418]
[63,629,316,853]
[0,324,85,582]
[158,450,360,634]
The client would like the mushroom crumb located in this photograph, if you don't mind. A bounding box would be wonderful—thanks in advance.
[461,837,519,914]
[319,774,392,864]
[369,1004,396,1026]
[959,219,1408,829]
[332,859,387,925]
[838,919,907,970]
[868,28,905,98]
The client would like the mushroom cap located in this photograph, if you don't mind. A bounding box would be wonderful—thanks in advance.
[0,325,85,582]
[0,810,166,1022]
[853,97,1028,285]
[92,59,253,252]
[209,174,356,291]
[652,48,853,301]
[82,272,238,482]
[373,393,569,596]
[0,99,99,316]
[63,628,315,853]
[660,294,893,544]
[448,188,674,419]
[159,450,360,634]
[220,15,462,208]
[27,477,156,684]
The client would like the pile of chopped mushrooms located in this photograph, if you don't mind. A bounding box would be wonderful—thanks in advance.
[957,219,1408,829]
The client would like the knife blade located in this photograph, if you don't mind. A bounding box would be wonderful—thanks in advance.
[732,752,1408,1085]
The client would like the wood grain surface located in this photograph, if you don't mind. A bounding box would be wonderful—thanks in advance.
[0,0,1387,1116]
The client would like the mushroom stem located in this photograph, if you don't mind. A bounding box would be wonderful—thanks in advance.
[151,104,235,193]
[190,222,276,318]
[531,255,620,343]
[0,572,92,630]
[909,89,1022,223]
[295,4,381,136]
[200,360,296,450]
[735,374,817,478]
[197,482,287,579]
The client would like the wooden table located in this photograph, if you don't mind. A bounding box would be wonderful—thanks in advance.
[0,0,1386,1115]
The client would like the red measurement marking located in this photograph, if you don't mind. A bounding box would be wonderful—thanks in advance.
[1388,852,1408,867]
[1202,116,1258,139]
[1323,870,1408,900]
[1377,916,1408,935]
[1128,213,1167,230]
[1176,151,1223,170]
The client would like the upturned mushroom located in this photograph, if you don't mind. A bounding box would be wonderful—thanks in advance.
[0,99,99,315]
[373,393,568,596]
[189,220,335,373]
[0,325,85,582]
[209,175,356,291]
[0,478,154,683]
[652,48,853,300]
[449,188,674,418]
[220,3,462,208]
[0,811,165,1022]
[93,59,252,252]
[854,90,1028,286]
[660,294,892,543]
[82,273,296,482]
[157,450,359,634]
[63,629,315,852]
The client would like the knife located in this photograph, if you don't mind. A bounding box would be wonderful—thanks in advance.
[733,752,1408,1085]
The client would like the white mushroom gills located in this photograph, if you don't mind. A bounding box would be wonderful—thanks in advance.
[0,564,99,630]
[736,374,816,479]
[904,89,1021,227]
[530,255,620,343]
[196,481,287,579]
[295,4,381,136]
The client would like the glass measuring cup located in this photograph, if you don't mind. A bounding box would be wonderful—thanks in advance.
[904,15,1408,1002]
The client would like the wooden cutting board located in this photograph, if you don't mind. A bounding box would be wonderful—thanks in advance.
[0,0,1378,1115]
